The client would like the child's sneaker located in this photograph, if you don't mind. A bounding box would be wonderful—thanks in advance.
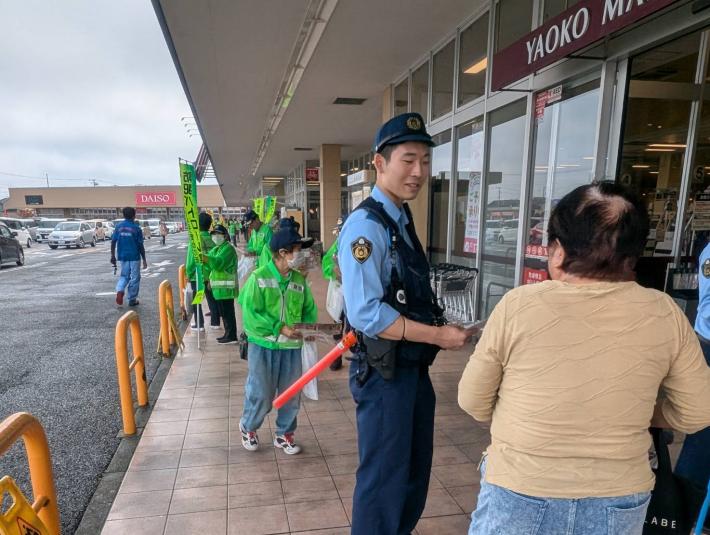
[274,433,301,455]
[240,424,259,451]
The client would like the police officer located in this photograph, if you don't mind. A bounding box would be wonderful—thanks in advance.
[338,112,474,535]
[675,238,710,520]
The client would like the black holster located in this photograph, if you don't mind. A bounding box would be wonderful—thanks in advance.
[360,334,398,381]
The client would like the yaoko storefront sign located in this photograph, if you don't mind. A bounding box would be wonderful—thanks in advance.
[491,0,679,91]
[135,191,177,206]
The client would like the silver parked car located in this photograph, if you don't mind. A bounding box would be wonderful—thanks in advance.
[48,221,96,249]
[37,218,68,242]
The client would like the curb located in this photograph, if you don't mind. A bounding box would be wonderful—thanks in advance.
[74,331,182,535]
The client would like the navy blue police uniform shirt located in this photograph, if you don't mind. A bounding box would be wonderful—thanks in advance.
[112,220,143,262]
[338,186,414,338]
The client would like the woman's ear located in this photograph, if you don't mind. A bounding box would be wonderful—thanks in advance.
[548,240,566,274]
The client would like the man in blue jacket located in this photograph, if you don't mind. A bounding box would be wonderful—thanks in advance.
[111,207,147,306]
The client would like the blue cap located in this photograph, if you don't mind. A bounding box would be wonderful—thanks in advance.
[210,224,229,236]
[278,217,298,230]
[373,112,434,153]
[270,228,313,252]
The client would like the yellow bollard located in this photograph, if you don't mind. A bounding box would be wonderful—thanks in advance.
[178,264,188,321]
[115,311,149,435]
[158,280,176,356]
[0,412,61,535]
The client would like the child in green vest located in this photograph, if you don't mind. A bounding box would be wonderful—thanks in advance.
[238,227,317,455]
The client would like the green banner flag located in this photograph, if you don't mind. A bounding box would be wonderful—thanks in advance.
[180,162,205,304]
[253,197,265,221]
[264,196,277,223]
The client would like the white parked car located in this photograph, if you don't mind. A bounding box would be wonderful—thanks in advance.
[497,219,519,244]
[48,221,96,249]
[0,217,33,248]
[146,218,161,237]
[103,221,115,239]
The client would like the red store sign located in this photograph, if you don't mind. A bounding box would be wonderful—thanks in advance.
[491,0,678,91]
[305,167,319,183]
[135,191,177,206]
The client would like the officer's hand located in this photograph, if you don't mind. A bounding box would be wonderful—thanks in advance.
[280,325,302,339]
[435,325,474,350]
[110,256,117,266]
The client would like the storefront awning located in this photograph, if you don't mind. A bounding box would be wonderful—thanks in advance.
[152,0,479,204]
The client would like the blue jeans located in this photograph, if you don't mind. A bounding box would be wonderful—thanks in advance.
[469,460,651,535]
[116,260,141,302]
[675,336,710,492]
[239,344,302,435]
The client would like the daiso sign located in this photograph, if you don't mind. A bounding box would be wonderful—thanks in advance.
[135,191,177,206]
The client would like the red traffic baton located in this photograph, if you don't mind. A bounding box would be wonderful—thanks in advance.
[273,331,357,409]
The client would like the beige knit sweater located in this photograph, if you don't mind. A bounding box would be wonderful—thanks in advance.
[458,280,710,498]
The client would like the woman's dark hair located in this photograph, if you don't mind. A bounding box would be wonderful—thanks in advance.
[547,181,650,281]
[198,212,212,231]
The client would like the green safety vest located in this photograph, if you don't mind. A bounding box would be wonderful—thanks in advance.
[206,241,238,300]
[239,261,317,349]
[186,231,215,282]
[228,223,237,235]
[321,239,338,281]
[247,224,273,269]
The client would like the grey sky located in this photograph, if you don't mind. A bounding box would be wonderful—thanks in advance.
[0,0,214,199]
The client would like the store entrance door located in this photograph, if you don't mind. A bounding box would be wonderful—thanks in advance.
[618,31,706,274]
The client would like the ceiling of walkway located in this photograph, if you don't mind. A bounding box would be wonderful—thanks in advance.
[154,0,482,204]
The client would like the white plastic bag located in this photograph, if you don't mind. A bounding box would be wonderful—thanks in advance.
[301,340,319,401]
[238,255,257,284]
[326,280,344,321]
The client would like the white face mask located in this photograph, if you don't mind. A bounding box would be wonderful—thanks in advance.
[287,250,306,269]
[212,235,225,245]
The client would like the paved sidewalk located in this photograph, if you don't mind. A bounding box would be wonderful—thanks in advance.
[100,267,487,534]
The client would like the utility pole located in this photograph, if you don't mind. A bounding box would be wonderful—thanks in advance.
[45,173,49,188]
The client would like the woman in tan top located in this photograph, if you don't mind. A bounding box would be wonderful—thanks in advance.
[459,182,710,535]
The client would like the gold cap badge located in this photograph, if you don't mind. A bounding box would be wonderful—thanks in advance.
[406,116,421,130]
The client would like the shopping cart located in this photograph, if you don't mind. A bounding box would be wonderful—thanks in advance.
[430,263,479,324]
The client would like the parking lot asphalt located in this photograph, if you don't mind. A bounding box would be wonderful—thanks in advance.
[0,233,188,534]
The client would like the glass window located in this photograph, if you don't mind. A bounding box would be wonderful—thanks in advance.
[411,61,429,120]
[452,118,484,267]
[432,40,455,120]
[428,130,453,264]
[480,100,527,318]
[523,81,600,285]
[618,32,701,261]
[542,0,581,21]
[394,78,408,116]
[458,14,489,107]
[495,0,534,52]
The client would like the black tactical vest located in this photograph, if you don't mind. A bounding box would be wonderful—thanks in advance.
[354,196,444,368]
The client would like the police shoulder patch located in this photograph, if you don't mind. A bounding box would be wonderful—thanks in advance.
[351,237,373,264]
[703,259,710,278]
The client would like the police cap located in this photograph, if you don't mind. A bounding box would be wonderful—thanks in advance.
[244,210,259,222]
[373,112,435,153]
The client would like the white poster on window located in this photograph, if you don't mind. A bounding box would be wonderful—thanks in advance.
[463,172,481,254]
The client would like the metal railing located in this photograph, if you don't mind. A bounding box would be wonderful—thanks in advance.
[0,412,60,535]
[115,311,149,435]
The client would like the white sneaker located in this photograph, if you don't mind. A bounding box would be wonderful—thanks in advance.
[274,433,301,455]
[240,424,259,451]
[209,325,222,330]
[190,324,205,332]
